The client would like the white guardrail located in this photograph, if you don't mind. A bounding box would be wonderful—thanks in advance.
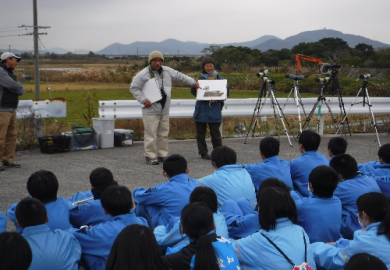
[16,99,67,119]
[99,97,390,119]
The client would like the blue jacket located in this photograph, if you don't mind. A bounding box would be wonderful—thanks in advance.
[154,211,229,252]
[233,218,316,270]
[133,173,199,228]
[0,212,6,233]
[333,174,381,239]
[69,210,147,270]
[243,155,293,193]
[22,224,81,270]
[290,151,329,197]
[359,161,390,199]
[191,74,229,123]
[220,193,300,239]
[68,190,113,228]
[197,164,257,207]
[7,197,73,233]
[311,222,390,269]
[163,232,240,270]
[295,194,342,243]
[220,198,260,239]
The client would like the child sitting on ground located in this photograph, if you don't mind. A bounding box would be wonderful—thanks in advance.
[197,146,256,207]
[327,137,348,161]
[220,178,299,239]
[133,154,199,228]
[243,137,293,193]
[68,167,117,228]
[69,185,147,270]
[295,165,342,243]
[359,143,390,199]
[162,203,241,270]
[16,198,81,270]
[330,154,381,239]
[290,130,329,197]
[7,170,72,233]
[154,187,229,253]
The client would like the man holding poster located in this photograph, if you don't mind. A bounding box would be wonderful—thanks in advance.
[130,51,199,165]
[191,57,229,160]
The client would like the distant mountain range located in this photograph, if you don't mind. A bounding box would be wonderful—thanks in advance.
[95,29,389,55]
[2,29,389,56]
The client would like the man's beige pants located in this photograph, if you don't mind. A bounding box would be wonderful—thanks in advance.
[0,111,17,162]
[142,113,169,159]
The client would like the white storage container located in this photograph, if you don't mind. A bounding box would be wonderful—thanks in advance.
[92,118,115,148]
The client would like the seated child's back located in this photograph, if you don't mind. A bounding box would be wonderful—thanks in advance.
[197,146,256,207]
[133,154,199,228]
[69,185,147,270]
[16,198,81,270]
[290,130,329,197]
[359,143,390,199]
[244,137,293,192]
[68,167,117,227]
[330,154,381,239]
[296,165,342,243]
[6,170,72,233]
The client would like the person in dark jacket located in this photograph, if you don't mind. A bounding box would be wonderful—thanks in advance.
[191,57,229,160]
[0,52,25,171]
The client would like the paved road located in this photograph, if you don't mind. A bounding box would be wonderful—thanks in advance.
[1,133,389,231]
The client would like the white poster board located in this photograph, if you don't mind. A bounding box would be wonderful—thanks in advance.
[141,78,162,107]
[196,80,227,101]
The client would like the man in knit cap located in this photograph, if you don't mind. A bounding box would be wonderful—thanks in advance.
[130,51,199,165]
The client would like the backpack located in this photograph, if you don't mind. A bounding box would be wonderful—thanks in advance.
[261,231,313,270]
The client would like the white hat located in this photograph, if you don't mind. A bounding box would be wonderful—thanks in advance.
[0,52,21,62]
[148,51,164,63]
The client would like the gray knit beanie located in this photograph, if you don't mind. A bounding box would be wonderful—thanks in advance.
[201,56,216,69]
[148,51,164,63]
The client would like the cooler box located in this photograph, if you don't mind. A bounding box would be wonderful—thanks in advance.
[114,129,134,147]
[62,132,99,151]
[92,118,115,148]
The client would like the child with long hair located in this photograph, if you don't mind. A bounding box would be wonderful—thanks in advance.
[163,202,240,270]
[312,192,390,269]
[106,224,168,270]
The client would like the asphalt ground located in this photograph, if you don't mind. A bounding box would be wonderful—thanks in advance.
[1,132,389,231]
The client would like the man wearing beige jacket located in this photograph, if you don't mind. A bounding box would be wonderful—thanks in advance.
[130,51,199,165]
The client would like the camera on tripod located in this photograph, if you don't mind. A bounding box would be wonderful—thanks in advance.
[315,77,330,83]
[320,63,341,74]
[257,70,269,77]
[264,78,275,85]
[360,74,372,80]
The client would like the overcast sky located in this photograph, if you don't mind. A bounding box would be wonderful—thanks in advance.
[1,0,389,53]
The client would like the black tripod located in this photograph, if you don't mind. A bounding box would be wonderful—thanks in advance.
[323,66,351,140]
[244,72,295,146]
[336,74,381,147]
[301,77,340,135]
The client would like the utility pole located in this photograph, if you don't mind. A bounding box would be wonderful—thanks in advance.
[137,47,138,60]
[18,0,50,138]
[9,45,11,52]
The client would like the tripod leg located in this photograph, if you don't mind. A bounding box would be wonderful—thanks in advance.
[297,86,307,117]
[272,91,293,146]
[294,86,303,133]
[283,87,294,111]
[301,99,320,134]
[366,88,381,147]
[323,99,342,133]
[317,97,323,134]
[336,88,363,133]
[245,83,266,144]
